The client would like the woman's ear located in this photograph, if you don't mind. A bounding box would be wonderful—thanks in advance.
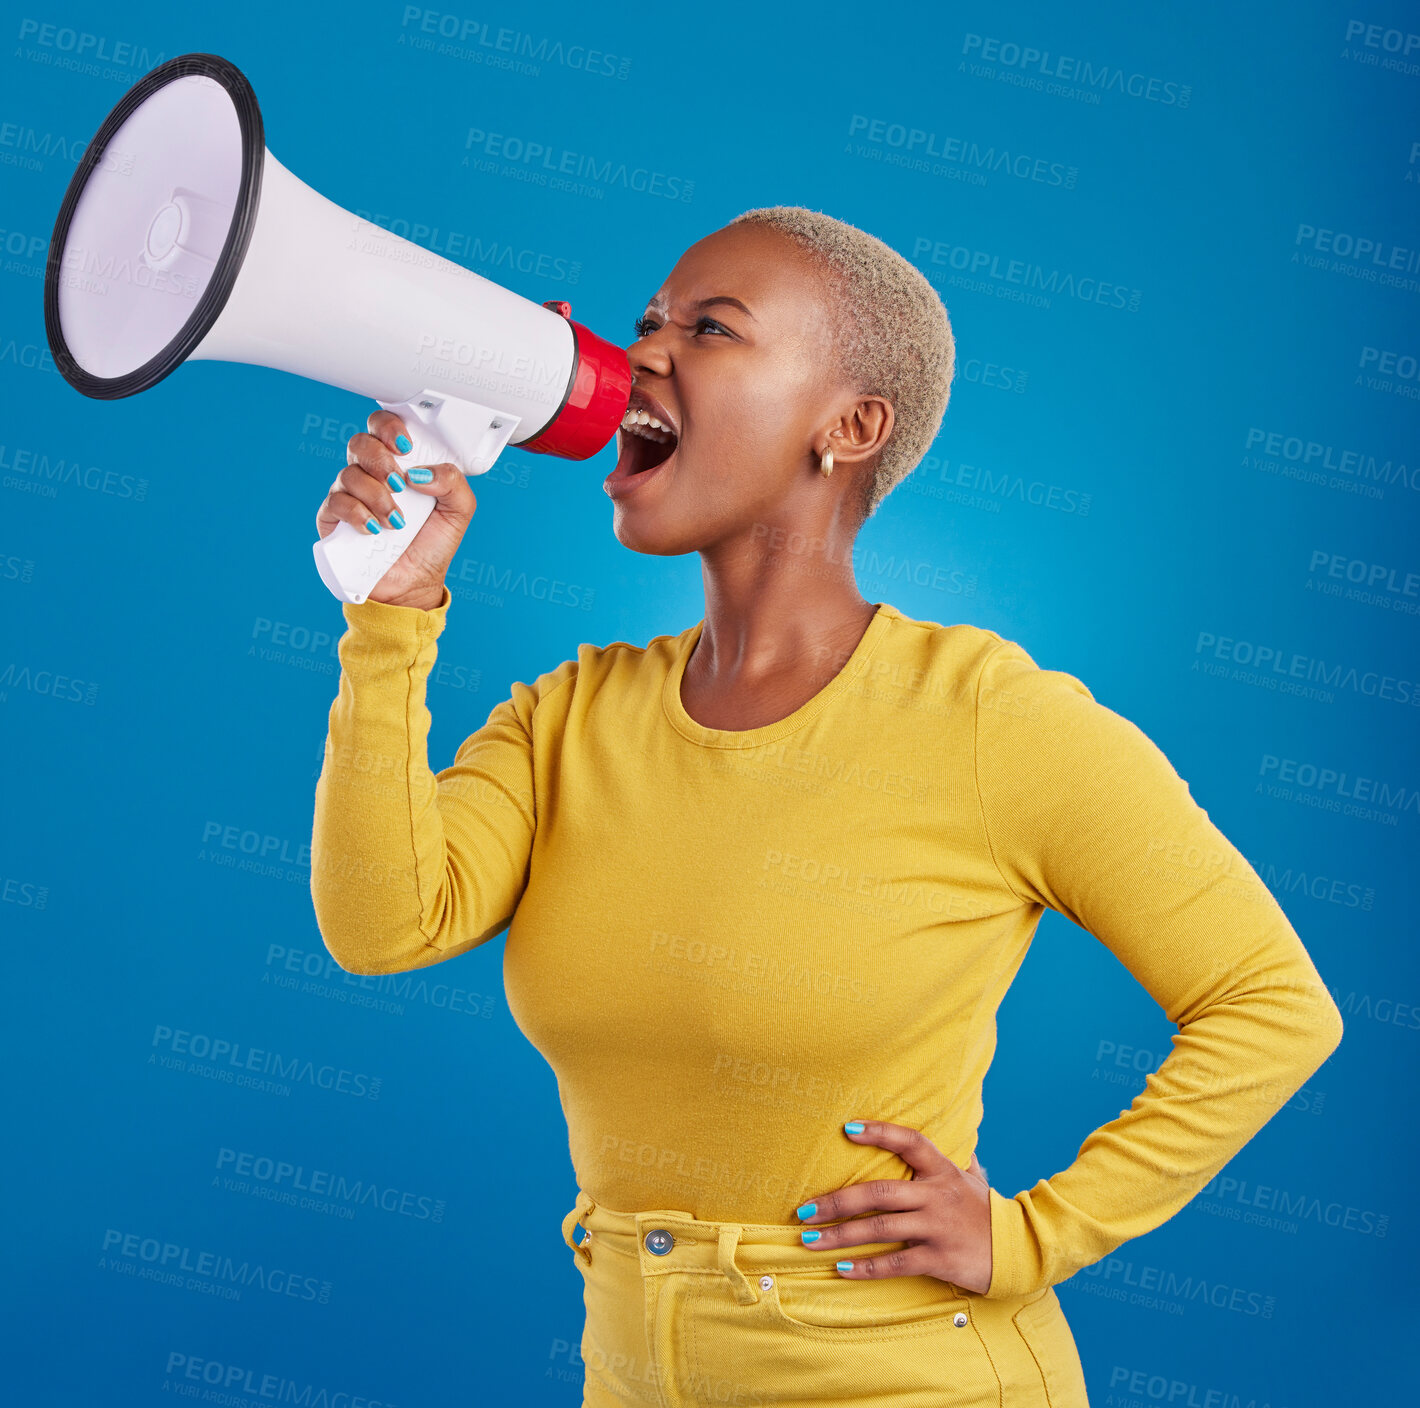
[822,394,894,467]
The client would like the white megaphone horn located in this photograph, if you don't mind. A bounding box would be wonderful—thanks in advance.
[43,52,632,605]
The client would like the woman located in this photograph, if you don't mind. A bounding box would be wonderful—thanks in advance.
[309,207,1343,1406]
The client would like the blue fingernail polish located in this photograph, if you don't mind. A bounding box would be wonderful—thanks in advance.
[365,518,380,534]
[387,471,406,492]
[796,1202,816,1220]
[800,1229,820,1244]
[837,1261,853,1273]
[408,467,433,484]
[395,434,412,454]
[389,510,405,530]
[844,1121,865,1135]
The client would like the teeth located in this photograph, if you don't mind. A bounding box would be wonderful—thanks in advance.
[620,406,675,441]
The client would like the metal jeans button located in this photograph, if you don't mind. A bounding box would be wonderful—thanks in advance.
[644,1229,674,1256]
[952,1311,968,1328]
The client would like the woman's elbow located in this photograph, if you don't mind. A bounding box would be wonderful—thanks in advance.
[318,927,413,976]
[310,897,435,976]
[1314,990,1344,1062]
[1291,979,1344,1073]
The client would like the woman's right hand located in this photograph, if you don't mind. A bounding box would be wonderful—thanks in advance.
[316,408,477,609]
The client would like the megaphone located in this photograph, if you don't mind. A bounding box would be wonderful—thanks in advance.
[43,52,632,605]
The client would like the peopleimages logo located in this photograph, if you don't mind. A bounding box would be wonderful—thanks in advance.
[14,17,163,76]
[1294,222,1420,274]
[463,127,694,202]
[0,118,137,175]
[214,1147,447,1222]
[912,234,1142,312]
[100,1228,331,1304]
[1342,18,1420,72]
[0,441,150,501]
[1258,753,1420,819]
[1074,1255,1276,1318]
[1242,425,1416,500]
[1251,856,1374,911]
[960,33,1192,107]
[149,1025,382,1101]
[352,208,581,283]
[1357,344,1420,400]
[163,1353,397,1408]
[1107,1364,1287,1407]
[1193,631,1420,708]
[846,114,1078,188]
[1307,548,1420,616]
[399,6,630,80]
[1196,1173,1389,1236]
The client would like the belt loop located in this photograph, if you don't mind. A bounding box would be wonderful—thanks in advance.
[716,1225,759,1305]
[562,1190,596,1263]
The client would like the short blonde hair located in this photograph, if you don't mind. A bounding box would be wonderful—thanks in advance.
[724,205,955,520]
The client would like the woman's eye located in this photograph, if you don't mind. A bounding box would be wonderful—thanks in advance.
[631,315,729,339]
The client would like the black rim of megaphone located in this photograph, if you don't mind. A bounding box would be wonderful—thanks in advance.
[43,52,264,400]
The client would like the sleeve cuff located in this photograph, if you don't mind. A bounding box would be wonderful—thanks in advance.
[984,1186,1040,1300]
[340,583,453,646]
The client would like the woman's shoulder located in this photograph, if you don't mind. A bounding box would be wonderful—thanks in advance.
[576,619,699,673]
[507,619,698,707]
[875,601,1096,705]
[875,599,1025,672]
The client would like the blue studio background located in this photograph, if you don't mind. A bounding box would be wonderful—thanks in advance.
[3,0,1417,1403]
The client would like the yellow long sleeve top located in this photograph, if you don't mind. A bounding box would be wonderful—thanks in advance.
[310,588,1344,1300]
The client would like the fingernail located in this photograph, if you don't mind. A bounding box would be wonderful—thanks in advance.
[844,1121,865,1135]
[836,1261,853,1273]
[365,518,381,534]
[800,1229,820,1244]
[796,1202,816,1220]
[407,466,433,484]
[389,510,406,530]
[387,471,406,492]
[395,434,412,454]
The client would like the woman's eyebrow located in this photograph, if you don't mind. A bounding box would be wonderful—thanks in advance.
[647,295,757,322]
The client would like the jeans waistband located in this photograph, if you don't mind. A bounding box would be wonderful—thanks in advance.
[560,1189,924,1307]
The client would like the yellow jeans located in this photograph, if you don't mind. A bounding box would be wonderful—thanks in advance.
[561,1190,1090,1407]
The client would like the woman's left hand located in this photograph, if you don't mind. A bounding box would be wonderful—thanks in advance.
[793,1119,994,1294]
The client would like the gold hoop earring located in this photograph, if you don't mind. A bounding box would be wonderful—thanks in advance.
[819,446,834,478]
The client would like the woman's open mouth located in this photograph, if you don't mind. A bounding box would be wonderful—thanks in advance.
[604,406,679,497]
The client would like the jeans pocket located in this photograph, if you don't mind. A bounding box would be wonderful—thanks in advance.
[763,1267,975,1338]
[733,1270,1003,1405]
[1011,1287,1091,1407]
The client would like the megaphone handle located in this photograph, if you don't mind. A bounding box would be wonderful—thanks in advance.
[312,391,520,606]
[311,476,439,607]
[310,400,460,607]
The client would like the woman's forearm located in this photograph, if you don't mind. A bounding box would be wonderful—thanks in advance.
[986,935,1342,1298]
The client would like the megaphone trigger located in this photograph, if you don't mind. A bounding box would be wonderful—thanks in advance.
[376,389,522,479]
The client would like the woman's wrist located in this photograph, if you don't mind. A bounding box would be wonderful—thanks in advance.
[378,585,446,612]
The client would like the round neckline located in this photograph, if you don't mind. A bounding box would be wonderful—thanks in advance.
[661,603,898,749]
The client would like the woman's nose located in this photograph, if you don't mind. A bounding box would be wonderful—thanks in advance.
[629,334,673,376]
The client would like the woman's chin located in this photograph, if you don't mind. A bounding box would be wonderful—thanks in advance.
[611,514,684,557]
[609,491,705,557]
